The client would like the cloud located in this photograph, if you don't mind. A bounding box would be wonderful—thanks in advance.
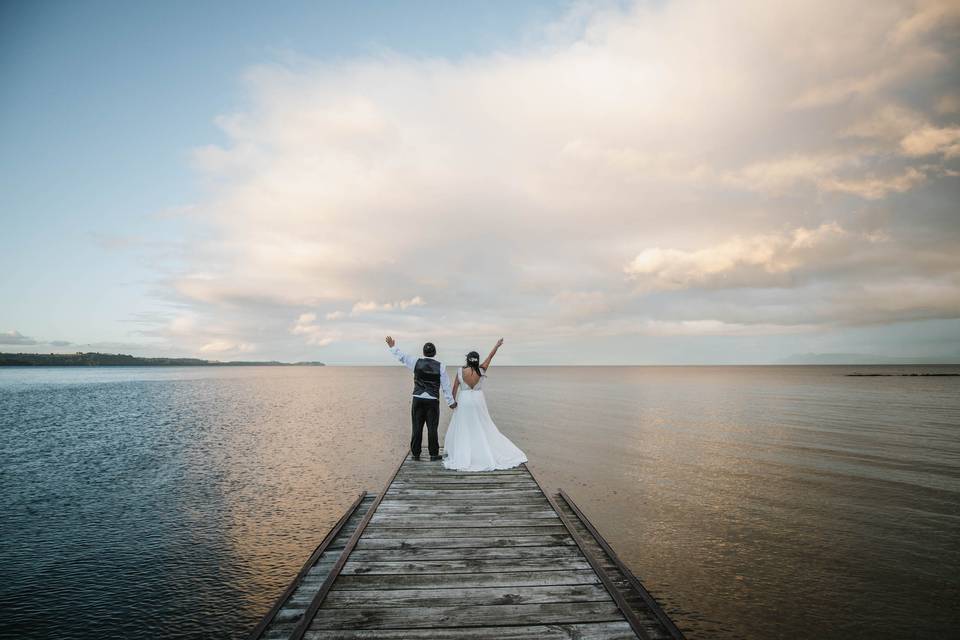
[637,319,818,337]
[818,167,929,199]
[199,340,256,354]
[889,0,960,44]
[900,125,960,158]
[131,313,269,358]
[289,297,425,347]
[291,313,335,347]
[350,296,425,315]
[624,223,858,290]
[0,330,39,346]
[0,333,71,351]
[147,0,959,360]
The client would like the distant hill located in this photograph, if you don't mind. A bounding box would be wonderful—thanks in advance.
[0,352,324,367]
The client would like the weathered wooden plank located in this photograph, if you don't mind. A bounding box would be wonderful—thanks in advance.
[393,475,532,481]
[375,502,551,513]
[376,500,553,509]
[385,489,545,498]
[381,494,550,501]
[355,534,576,550]
[347,545,582,562]
[388,484,541,491]
[392,480,534,486]
[380,495,548,503]
[387,492,541,502]
[387,482,540,491]
[305,562,337,576]
[371,510,557,521]
[339,558,593,575]
[388,484,540,491]
[373,505,556,515]
[379,497,553,506]
[399,467,528,473]
[332,569,604,590]
[367,517,560,528]
[395,477,533,482]
[394,475,531,482]
[313,584,612,608]
[397,468,527,475]
[360,525,567,538]
[310,601,624,629]
[392,475,534,483]
[302,621,637,640]
[392,479,534,485]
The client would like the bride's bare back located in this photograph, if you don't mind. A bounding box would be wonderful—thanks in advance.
[462,367,484,389]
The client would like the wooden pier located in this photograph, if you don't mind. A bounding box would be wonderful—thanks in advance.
[249,449,684,640]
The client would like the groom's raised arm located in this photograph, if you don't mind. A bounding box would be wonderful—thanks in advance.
[385,336,417,371]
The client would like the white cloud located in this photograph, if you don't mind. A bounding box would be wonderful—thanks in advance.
[0,330,39,346]
[889,0,960,45]
[624,223,855,290]
[350,296,425,315]
[199,340,256,354]
[291,313,335,347]
[900,125,960,158]
[818,167,928,199]
[152,0,960,360]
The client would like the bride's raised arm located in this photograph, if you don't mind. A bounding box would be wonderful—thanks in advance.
[480,338,503,371]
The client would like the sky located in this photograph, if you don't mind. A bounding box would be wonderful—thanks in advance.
[2,0,959,365]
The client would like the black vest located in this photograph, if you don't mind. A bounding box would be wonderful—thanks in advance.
[413,358,442,398]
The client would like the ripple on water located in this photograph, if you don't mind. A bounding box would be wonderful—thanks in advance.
[1,364,958,639]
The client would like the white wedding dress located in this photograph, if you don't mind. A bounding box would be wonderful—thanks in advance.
[443,367,527,471]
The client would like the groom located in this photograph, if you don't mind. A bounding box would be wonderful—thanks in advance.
[385,336,457,461]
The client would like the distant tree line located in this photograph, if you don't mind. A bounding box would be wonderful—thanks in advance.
[0,352,325,367]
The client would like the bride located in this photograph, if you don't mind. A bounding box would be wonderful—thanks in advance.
[443,338,527,471]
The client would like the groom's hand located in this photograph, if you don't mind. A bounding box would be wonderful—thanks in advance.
[385,336,395,347]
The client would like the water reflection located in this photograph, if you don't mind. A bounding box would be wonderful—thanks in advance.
[494,366,960,638]
[1,365,958,639]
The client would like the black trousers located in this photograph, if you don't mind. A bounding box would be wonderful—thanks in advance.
[410,397,440,457]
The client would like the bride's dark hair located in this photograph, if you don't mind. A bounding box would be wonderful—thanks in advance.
[465,351,483,378]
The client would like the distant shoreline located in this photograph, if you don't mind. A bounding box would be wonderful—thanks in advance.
[845,372,960,377]
[0,352,324,367]
[1,354,957,368]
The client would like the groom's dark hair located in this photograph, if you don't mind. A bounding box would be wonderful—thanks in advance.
[422,342,436,357]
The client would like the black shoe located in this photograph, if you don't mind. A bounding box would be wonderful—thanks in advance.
[411,455,421,461]
[429,455,442,461]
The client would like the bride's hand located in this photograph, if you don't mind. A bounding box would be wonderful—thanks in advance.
[496,338,504,348]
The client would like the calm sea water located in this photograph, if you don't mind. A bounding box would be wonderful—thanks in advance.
[1,365,958,639]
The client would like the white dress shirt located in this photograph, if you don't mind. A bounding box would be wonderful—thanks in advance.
[389,345,455,406]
